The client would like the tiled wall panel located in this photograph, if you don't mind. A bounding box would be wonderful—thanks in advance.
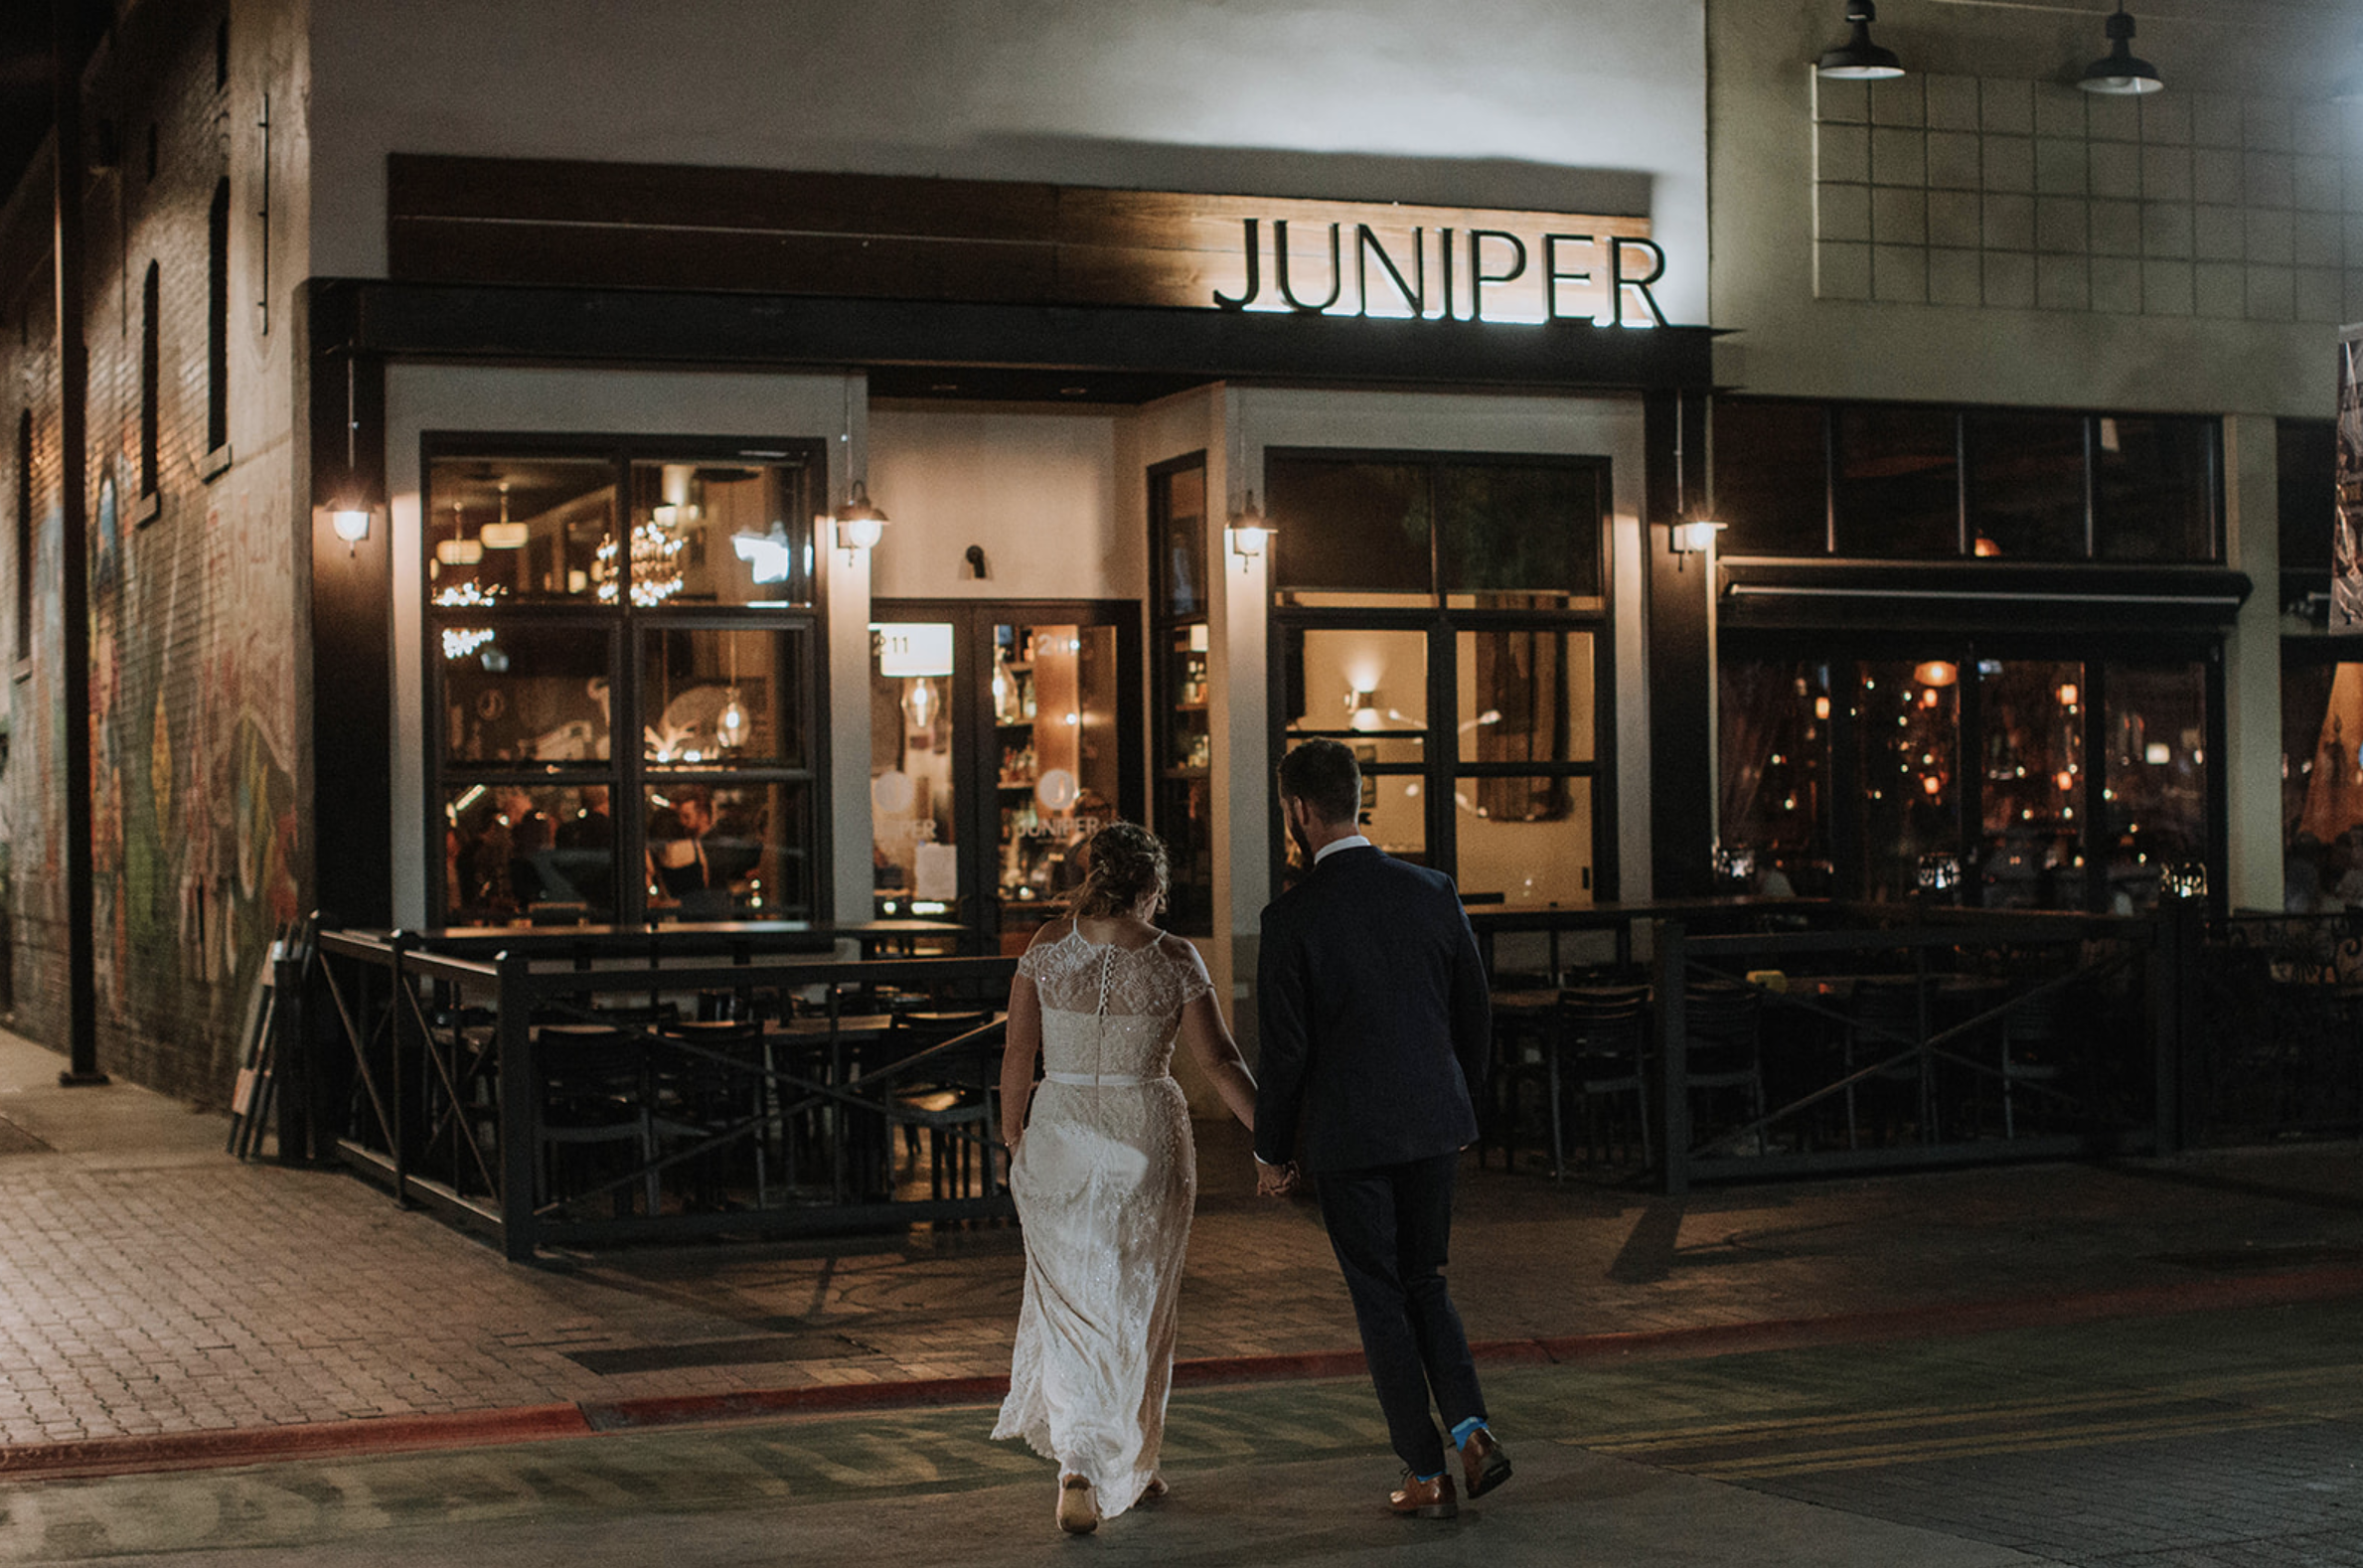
[1813,72,2363,323]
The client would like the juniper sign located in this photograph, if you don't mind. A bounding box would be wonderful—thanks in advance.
[387,158,1675,330]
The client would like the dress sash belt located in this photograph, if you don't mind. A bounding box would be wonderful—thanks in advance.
[1044,1070,1153,1087]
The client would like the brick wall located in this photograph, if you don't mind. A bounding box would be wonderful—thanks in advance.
[0,0,306,1107]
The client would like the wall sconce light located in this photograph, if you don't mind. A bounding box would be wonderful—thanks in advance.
[1670,519,1727,555]
[2079,2,2162,95]
[2163,861,2208,900]
[1346,690,1383,731]
[833,481,888,563]
[329,503,373,547]
[322,356,380,555]
[1228,492,1273,570]
[1817,0,1905,80]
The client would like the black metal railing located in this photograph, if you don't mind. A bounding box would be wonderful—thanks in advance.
[285,927,1018,1259]
[1648,905,2172,1193]
[2193,911,2363,1146]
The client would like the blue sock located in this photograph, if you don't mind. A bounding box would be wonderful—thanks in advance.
[1451,1416,1487,1449]
[1415,1471,1445,1484]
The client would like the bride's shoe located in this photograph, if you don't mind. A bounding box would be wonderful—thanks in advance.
[1057,1474,1099,1534]
[1137,1474,1169,1505]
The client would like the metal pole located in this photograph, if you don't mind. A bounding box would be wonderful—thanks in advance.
[496,952,538,1262]
[53,0,103,1087]
[1654,919,1688,1195]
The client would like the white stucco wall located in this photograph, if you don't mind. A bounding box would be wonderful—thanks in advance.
[866,407,1132,603]
[305,0,1710,325]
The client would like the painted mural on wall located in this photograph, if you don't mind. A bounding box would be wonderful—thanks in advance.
[87,465,298,1092]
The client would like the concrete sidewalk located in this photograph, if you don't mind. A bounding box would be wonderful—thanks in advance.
[2,1024,2362,1471]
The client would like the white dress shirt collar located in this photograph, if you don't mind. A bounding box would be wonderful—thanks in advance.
[1313,834,1372,865]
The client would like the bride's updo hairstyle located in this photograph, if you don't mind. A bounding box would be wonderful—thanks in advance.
[1072,821,1169,918]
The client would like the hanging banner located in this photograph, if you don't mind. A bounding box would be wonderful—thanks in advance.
[2336,330,2363,631]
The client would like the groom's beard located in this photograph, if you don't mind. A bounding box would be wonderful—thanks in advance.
[1288,817,1312,865]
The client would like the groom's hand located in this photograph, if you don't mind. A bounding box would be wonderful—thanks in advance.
[1255,1160,1299,1197]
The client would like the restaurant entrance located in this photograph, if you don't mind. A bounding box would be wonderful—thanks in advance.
[868,601,1143,951]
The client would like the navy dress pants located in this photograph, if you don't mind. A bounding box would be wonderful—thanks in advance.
[1314,1150,1486,1478]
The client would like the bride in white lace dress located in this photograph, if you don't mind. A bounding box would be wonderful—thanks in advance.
[993,822,1260,1535]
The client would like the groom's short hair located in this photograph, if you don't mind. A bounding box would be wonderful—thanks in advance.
[1278,738,1360,827]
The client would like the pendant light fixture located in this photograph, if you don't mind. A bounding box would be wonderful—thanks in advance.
[480,480,529,549]
[1816,1,1905,81]
[2079,2,2162,95]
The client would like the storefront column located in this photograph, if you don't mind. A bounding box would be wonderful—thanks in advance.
[1210,384,1269,1059]
[828,374,876,931]
[2223,413,2282,914]
[1645,389,1714,897]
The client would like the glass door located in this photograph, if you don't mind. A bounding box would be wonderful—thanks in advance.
[868,618,962,922]
[870,603,1142,952]
[991,621,1126,946]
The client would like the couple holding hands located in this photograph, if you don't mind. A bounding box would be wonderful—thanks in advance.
[993,739,1510,1533]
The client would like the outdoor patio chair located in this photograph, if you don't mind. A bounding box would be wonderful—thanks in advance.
[1554,983,1653,1176]
[534,1022,657,1216]
[1682,981,1766,1155]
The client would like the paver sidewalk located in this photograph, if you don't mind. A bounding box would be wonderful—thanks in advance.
[2,1024,2361,1464]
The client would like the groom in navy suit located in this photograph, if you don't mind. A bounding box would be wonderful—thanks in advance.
[1254,738,1510,1519]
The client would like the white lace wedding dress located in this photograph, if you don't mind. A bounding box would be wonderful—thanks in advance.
[992,926,1211,1517]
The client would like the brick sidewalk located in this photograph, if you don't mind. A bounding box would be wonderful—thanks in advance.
[2,1026,2361,1456]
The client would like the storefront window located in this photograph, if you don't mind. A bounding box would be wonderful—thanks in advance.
[641,626,808,770]
[1268,458,1430,605]
[1712,397,2220,564]
[1967,412,2086,560]
[627,461,814,607]
[643,782,811,922]
[2094,418,2218,562]
[1270,449,1612,901]
[1717,660,1832,895]
[1150,457,1213,934]
[439,624,611,765]
[2282,655,2363,911]
[426,457,614,601]
[1975,661,2085,909]
[1456,631,1594,766]
[428,440,823,927]
[1834,407,1960,558]
[1437,462,1603,608]
[1856,658,1961,903]
[1723,639,2218,910]
[2101,662,2209,912]
[1712,399,1826,555]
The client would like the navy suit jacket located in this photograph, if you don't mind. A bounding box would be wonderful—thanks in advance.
[1254,846,1492,1173]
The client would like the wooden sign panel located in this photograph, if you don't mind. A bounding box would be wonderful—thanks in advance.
[388,157,1666,328]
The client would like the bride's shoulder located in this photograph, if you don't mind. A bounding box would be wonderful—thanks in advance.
[1027,917,1077,952]
[1153,928,1209,969]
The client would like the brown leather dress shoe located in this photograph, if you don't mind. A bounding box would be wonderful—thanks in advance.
[1389,1470,1459,1519]
[1056,1475,1098,1534]
[1460,1426,1512,1498]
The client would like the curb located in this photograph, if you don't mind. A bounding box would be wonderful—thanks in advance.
[7,1263,2363,1481]
[0,1405,590,1483]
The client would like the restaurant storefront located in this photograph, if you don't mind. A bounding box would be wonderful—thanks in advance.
[302,158,1714,1064]
[1707,395,2244,912]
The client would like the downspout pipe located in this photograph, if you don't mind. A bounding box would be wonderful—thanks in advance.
[53,0,103,1087]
